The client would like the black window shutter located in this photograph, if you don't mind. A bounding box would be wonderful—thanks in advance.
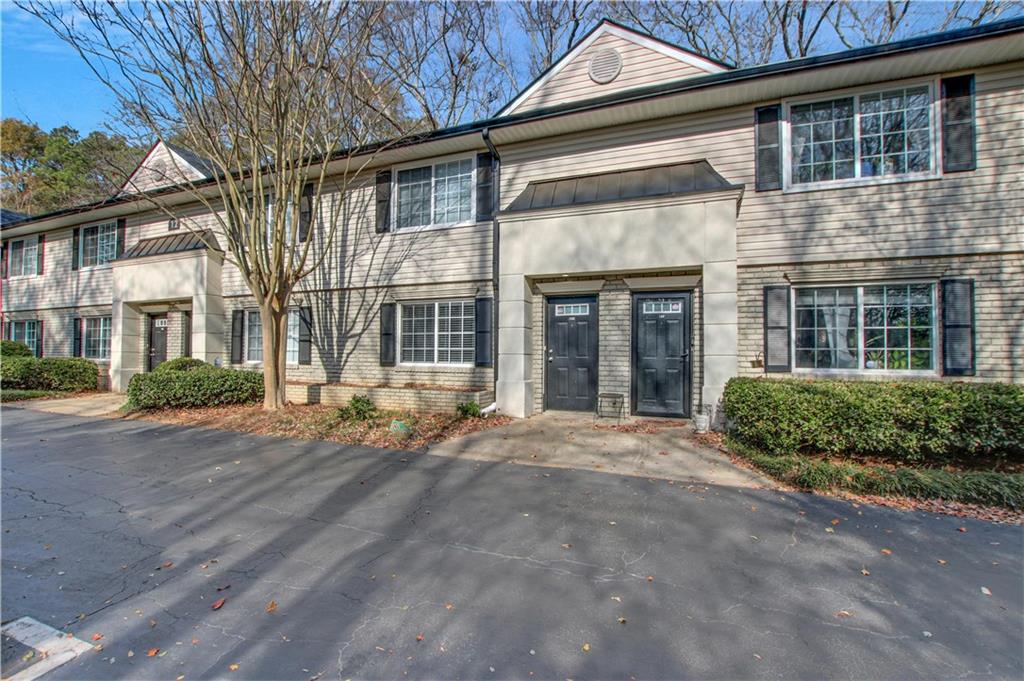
[1,242,7,279]
[37,234,45,275]
[298,306,313,365]
[379,302,396,366]
[942,75,976,173]
[474,297,493,367]
[941,278,975,376]
[230,310,244,364]
[3,321,9,340]
[35,320,44,357]
[115,218,127,258]
[298,184,314,242]
[72,318,83,357]
[375,170,392,234]
[72,228,81,270]
[763,285,791,372]
[475,152,494,221]
[755,105,782,191]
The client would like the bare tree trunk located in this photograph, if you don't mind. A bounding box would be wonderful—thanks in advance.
[260,299,289,410]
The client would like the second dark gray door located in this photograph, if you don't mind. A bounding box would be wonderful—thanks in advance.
[545,295,598,412]
[632,292,692,417]
[148,314,168,372]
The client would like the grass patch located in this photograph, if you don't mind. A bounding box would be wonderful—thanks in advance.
[727,437,1024,509]
[1,389,69,402]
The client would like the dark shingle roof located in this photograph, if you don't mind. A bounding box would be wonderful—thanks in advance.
[1,209,31,226]
[164,142,216,177]
[504,160,739,213]
[118,230,220,260]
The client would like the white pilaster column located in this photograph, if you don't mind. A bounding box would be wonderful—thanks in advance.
[496,273,533,418]
[191,293,225,365]
[702,200,739,426]
[111,302,142,392]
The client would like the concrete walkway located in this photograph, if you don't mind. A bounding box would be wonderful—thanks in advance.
[430,411,767,487]
[10,392,125,417]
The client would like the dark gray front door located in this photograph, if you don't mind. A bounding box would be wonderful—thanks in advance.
[148,314,168,371]
[545,295,598,412]
[632,292,692,418]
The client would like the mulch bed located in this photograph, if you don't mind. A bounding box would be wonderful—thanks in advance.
[695,430,1023,525]
[124,403,512,451]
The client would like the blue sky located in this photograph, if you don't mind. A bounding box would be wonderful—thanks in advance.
[1,2,117,134]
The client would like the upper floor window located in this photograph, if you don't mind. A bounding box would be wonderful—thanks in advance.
[786,84,935,190]
[395,157,474,230]
[81,222,119,267]
[8,236,39,277]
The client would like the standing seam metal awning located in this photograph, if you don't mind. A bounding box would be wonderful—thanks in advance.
[117,230,221,260]
[502,160,741,214]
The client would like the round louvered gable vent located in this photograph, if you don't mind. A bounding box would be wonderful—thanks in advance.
[588,48,622,84]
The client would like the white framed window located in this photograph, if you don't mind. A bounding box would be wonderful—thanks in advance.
[783,81,938,191]
[246,310,262,362]
[793,283,936,374]
[394,156,475,230]
[642,300,681,314]
[81,221,119,268]
[286,311,301,364]
[555,303,590,316]
[8,236,39,277]
[400,300,475,365]
[7,320,39,355]
[244,309,301,364]
[84,317,111,360]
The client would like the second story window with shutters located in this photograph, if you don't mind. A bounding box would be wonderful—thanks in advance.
[784,82,936,191]
[394,156,475,230]
[7,236,39,277]
[81,222,119,267]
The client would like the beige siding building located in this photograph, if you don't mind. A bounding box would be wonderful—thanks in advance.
[3,18,1022,419]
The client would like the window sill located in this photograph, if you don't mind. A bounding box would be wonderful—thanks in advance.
[792,368,938,378]
[396,362,477,370]
[8,274,40,280]
[392,220,490,235]
[783,172,941,194]
[77,264,114,272]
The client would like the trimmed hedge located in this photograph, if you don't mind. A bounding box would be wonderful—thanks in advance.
[1,340,32,357]
[126,367,264,410]
[153,357,208,373]
[723,377,1024,463]
[0,357,98,392]
[727,438,1024,509]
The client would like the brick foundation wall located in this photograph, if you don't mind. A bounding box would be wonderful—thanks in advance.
[737,253,1024,383]
[286,382,493,413]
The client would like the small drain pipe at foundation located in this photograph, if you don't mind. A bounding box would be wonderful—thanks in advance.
[481,402,498,416]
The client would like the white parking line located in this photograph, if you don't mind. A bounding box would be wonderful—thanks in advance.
[2,617,92,681]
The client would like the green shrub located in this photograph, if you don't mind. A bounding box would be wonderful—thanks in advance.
[1,340,32,357]
[0,356,98,392]
[723,377,1024,463]
[126,367,264,410]
[153,357,208,373]
[336,394,377,421]
[456,401,482,418]
[727,438,1024,509]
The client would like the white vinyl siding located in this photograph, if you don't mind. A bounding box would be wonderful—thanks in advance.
[400,300,474,365]
[84,317,111,359]
[395,157,475,230]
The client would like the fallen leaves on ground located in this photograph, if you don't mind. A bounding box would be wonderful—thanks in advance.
[594,419,687,434]
[124,404,512,451]
[228,664,240,671]
[881,548,893,555]
[981,587,992,596]
[416,634,424,642]
[147,648,159,657]
[582,643,591,652]
[860,568,871,576]
[444,603,455,611]
[835,610,853,618]
[265,600,278,614]
[91,633,103,641]
[937,559,948,566]
[211,598,226,610]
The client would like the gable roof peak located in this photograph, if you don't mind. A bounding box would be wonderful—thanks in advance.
[497,18,732,117]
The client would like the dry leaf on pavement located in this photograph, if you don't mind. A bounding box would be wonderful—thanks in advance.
[212,598,226,610]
